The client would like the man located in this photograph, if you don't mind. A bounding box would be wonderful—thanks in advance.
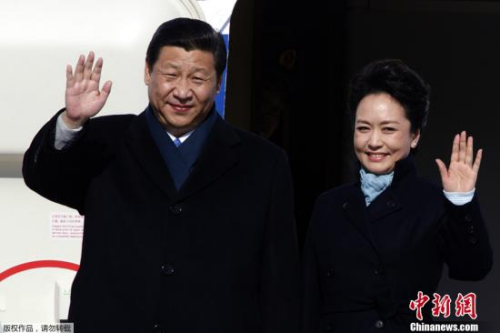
[23,18,298,333]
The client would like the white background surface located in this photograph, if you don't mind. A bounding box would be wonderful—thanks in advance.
[0,0,204,154]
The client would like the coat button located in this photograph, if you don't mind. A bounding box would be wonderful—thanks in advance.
[169,204,183,215]
[468,225,475,234]
[161,263,175,276]
[464,214,473,222]
[375,320,384,328]
[326,322,334,331]
[153,323,163,333]
[342,202,349,210]
[386,200,395,208]
[469,236,478,245]
[374,267,384,276]
[326,268,334,278]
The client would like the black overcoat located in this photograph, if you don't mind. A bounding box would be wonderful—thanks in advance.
[301,157,492,333]
[23,109,299,333]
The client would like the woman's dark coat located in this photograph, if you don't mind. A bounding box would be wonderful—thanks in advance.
[302,157,492,333]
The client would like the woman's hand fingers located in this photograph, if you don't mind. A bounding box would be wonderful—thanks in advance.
[473,149,483,174]
[435,158,448,184]
[450,134,459,163]
[439,132,483,192]
[465,136,473,166]
[458,131,467,162]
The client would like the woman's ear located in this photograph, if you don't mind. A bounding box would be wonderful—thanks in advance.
[411,129,421,148]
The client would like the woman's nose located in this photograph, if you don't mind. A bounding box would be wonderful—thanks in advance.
[368,132,382,148]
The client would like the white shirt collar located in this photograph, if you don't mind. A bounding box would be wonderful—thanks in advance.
[166,130,194,144]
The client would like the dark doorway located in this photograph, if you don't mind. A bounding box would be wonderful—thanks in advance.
[226,0,500,330]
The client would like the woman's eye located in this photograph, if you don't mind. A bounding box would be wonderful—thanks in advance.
[356,126,369,132]
[383,127,396,132]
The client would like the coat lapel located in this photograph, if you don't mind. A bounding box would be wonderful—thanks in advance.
[177,117,240,201]
[367,188,402,224]
[343,186,380,255]
[125,112,179,200]
[366,156,415,223]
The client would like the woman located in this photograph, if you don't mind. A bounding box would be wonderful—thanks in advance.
[302,59,492,332]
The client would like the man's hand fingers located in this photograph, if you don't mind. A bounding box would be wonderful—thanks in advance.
[66,64,74,88]
[96,81,113,107]
[83,51,95,81]
[74,54,85,82]
[90,57,104,83]
[101,80,112,96]
[66,52,110,119]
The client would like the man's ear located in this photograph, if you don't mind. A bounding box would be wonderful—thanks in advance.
[144,61,151,86]
[216,76,222,94]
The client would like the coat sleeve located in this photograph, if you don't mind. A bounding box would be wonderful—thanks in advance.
[300,195,325,333]
[260,150,300,333]
[441,194,493,281]
[22,109,131,213]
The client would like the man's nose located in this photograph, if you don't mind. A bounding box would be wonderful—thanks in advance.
[173,79,193,100]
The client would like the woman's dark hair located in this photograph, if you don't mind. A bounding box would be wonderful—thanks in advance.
[348,59,431,133]
[146,18,227,78]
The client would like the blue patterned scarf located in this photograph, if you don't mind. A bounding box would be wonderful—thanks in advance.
[360,169,394,206]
